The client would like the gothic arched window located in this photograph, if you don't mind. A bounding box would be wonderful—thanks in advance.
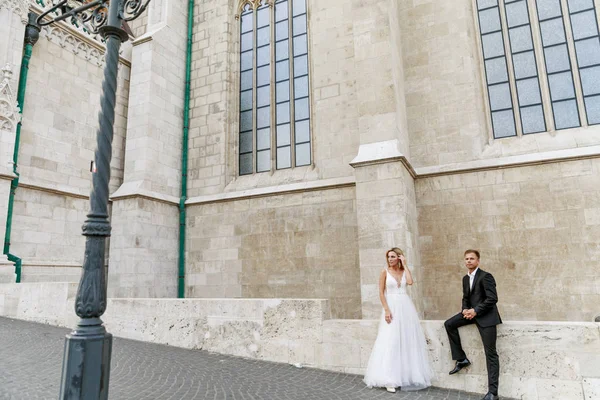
[238,0,311,175]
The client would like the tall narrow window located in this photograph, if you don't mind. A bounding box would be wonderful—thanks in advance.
[567,0,600,124]
[238,0,311,175]
[275,0,292,169]
[256,4,271,172]
[504,0,546,133]
[476,0,600,137]
[477,0,517,138]
[239,5,254,175]
[536,0,580,129]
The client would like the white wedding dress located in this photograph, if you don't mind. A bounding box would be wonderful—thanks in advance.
[363,269,433,391]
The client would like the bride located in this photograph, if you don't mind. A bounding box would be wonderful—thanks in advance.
[363,247,433,393]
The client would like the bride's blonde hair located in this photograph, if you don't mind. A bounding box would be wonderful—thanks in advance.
[386,247,404,270]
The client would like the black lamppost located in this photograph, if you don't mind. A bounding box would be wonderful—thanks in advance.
[36,1,149,398]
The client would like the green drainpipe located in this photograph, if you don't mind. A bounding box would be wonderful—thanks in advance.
[3,14,40,283]
[178,0,195,298]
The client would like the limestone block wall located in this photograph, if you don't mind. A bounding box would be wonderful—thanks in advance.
[417,159,600,322]
[0,179,13,283]
[186,186,361,319]
[10,187,87,265]
[186,0,232,196]
[108,198,179,298]
[184,0,415,319]
[20,27,129,195]
[1,22,132,281]
[106,0,188,299]
[188,0,404,197]
[120,0,188,199]
[350,0,397,148]
[307,0,360,180]
[353,160,423,319]
[0,2,29,282]
[1,282,598,400]
[400,0,488,167]
[399,0,600,168]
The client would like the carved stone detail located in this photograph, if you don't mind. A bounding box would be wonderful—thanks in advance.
[0,64,20,133]
[30,4,129,68]
[40,25,129,68]
[0,0,29,24]
[236,0,274,18]
[41,25,105,66]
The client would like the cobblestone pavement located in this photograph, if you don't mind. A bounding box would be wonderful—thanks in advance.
[1,317,495,400]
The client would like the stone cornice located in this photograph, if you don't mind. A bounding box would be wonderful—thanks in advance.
[18,180,90,199]
[21,261,82,268]
[110,180,180,206]
[416,145,600,178]
[0,171,17,181]
[350,140,600,179]
[349,139,417,178]
[186,176,356,205]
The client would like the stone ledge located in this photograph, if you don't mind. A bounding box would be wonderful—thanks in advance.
[18,179,90,199]
[110,180,180,205]
[417,144,600,178]
[349,139,417,178]
[186,176,355,205]
[0,282,597,399]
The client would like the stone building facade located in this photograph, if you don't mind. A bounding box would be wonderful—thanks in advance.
[1,0,598,321]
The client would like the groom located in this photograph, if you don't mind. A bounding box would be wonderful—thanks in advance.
[444,250,502,400]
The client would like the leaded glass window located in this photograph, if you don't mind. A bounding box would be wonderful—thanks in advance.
[476,0,600,137]
[478,0,517,138]
[567,0,600,124]
[238,0,311,175]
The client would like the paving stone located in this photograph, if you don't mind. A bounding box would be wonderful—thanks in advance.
[0,317,498,400]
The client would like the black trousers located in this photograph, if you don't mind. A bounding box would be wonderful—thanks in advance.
[444,313,499,395]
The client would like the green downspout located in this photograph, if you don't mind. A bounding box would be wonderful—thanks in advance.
[178,0,195,298]
[3,14,40,283]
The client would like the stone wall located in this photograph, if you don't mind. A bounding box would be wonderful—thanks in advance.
[1,282,598,400]
[108,197,179,298]
[0,1,31,282]
[399,0,600,168]
[2,21,132,281]
[0,181,13,283]
[186,0,383,198]
[352,158,423,318]
[417,159,600,322]
[20,26,129,196]
[400,0,489,167]
[186,185,361,319]
[107,0,188,298]
[0,5,132,280]
[10,187,87,265]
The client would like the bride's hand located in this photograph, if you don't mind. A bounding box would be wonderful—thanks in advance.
[385,311,392,324]
[399,254,407,266]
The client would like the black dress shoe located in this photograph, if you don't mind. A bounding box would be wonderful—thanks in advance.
[448,359,471,374]
[481,393,499,400]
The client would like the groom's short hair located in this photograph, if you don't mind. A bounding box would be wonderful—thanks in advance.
[464,249,480,259]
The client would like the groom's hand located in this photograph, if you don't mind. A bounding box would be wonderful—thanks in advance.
[463,309,477,319]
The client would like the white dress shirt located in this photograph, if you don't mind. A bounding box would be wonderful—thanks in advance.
[468,267,479,291]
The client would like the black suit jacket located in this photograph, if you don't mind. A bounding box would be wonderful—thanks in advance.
[462,269,502,327]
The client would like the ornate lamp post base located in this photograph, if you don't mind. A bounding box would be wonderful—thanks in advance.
[59,318,113,399]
